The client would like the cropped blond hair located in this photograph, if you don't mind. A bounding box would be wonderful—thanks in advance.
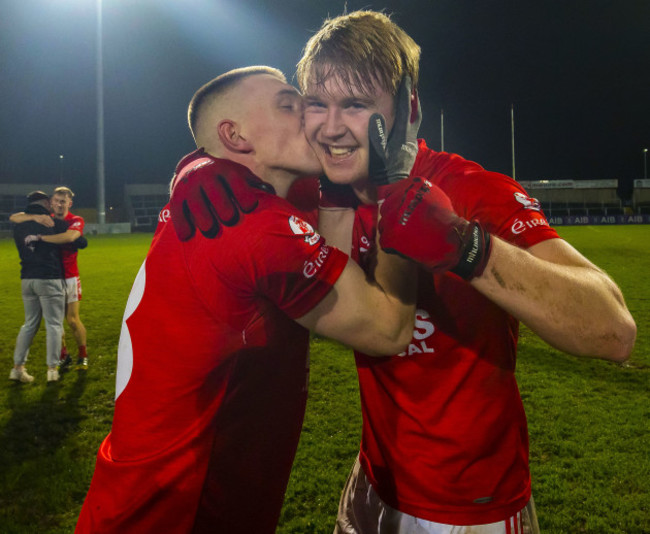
[52,186,74,199]
[296,10,421,96]
[188,66,286,142]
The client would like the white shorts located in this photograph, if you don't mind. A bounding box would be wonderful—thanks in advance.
[64,276,82,303]
[335,457,540,534]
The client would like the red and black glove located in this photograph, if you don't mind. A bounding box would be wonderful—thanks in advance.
[378,176,492,280]
[169,149,262,241]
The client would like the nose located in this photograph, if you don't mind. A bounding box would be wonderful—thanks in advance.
[320,107,346,140]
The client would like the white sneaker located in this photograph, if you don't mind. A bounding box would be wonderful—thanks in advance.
[9,368,34,383]
[47,368,60,382]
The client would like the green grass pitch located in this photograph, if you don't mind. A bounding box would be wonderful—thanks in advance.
[0,226,648,533]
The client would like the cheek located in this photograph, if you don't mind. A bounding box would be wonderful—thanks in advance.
[346,112,374,145]
[302,113,321,139]
[352,121,371,148]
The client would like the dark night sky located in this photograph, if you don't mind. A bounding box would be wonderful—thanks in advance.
[1,0,648,207]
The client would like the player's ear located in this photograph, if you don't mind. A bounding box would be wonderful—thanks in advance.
[217,119,253,154]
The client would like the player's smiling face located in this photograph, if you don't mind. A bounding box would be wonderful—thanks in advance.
[51,194,71,217]
[303,71,395,186]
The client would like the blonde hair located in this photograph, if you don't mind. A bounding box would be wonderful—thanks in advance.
[296,10,421,96]
[188,66,286,142]
[52,186,74,199]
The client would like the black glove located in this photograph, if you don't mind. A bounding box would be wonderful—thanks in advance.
[67,235,88,250]
[368,76,422,187]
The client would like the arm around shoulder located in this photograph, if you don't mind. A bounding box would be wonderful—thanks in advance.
[10,212,55,228]
[40,229,82,245]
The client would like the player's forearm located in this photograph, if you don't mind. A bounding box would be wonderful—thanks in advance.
[472,237,636,361]
[41,230,81,245]
[363,219,418,355]
[11,212,54,227]
[10,212,29,224]
[367,249,417,353]
[299,257,416,357]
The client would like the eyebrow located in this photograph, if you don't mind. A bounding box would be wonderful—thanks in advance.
[275,88,301,99]
[303,93,375,106]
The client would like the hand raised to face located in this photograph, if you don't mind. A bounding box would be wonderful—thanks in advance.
[378,176,491,280]
[368,76,422,187]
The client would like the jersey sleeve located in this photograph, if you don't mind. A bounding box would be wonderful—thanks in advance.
[67,214,85,235]
[285,176,319,227]
[249,209,348,319]
[199,200,348,321]
[413,142,559,248]
[451,170,559,248]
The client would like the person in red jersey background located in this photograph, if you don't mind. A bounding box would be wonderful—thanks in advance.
[292,10,636,534]
[75,66,425,534]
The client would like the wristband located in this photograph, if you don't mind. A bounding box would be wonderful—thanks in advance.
[450,222,492,280]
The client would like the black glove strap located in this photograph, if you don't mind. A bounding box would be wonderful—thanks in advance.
[450,222,492,280]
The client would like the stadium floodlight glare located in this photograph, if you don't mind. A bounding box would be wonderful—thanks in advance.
[96,0,106,226]
[644,148,648,180]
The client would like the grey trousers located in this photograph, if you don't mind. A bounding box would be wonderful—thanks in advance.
[14,278,65,368]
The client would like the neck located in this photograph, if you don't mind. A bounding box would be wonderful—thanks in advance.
[352,180,377,205]
[256,168,299,199]
[202,147,298,199]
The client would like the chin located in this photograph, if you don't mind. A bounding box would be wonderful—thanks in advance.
[302,161,325,176]
[322,166,365,185]
[289,163,322,178]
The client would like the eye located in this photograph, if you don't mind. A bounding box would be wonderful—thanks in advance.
[304,99,326,110]
[277,96,301,112]
[346,101,367,110]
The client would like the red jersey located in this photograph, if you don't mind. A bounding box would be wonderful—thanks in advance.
[62,212,84,278]
[352,140,559,525]
[76,183,347,534]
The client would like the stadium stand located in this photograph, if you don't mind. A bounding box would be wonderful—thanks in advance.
[520,179,624,217]
[124,184,169,232]
[2,180,647,234]
[633,179,650,214]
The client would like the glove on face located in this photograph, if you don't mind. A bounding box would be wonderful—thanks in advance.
[368,76,422,190]
[318,76,421,209]
[378,176,492,280]
[169,149,260,241]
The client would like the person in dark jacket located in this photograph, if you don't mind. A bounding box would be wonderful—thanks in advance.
[10,191,74,383]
